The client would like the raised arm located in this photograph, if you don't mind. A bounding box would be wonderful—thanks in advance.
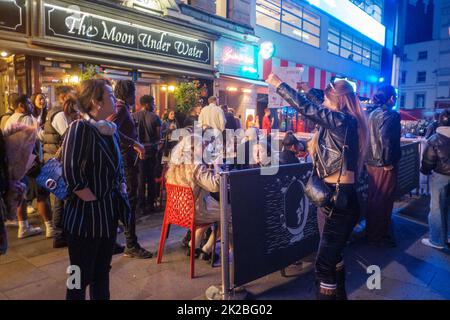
[276,82,347,129]
[266,74,347,129]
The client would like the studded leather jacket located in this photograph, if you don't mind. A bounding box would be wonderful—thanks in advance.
[276,83,359,178]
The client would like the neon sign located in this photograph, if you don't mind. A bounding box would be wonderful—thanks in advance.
[222,47,254,64]
[214,38,258,79]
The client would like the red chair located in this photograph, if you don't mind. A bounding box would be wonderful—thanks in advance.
[157,183,215,278]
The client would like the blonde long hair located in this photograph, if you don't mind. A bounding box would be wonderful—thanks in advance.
[308,80,368,173]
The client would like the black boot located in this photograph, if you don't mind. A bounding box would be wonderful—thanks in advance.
[336,267,348,300]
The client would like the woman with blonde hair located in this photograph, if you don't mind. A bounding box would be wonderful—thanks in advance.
[165,133,222,259]
[267,74,368,300]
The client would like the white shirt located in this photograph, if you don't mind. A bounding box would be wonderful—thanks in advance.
[4,112,44,141]
[51,111,70,136]
[198,103,226,132]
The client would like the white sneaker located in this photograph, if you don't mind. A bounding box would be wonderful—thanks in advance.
[18,226,43,239]
[421,238,445,250]
[46,225,56,238]
[27,206,37,215]
[5,219,19,227]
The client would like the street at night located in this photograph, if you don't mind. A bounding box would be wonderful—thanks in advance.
[1,0,450,308]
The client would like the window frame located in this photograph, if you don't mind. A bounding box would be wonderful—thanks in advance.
[416,71,427,83]
[256,0,321,48]
[327,23,382,71]
[414,93,426,109]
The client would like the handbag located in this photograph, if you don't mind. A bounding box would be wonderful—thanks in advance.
[36,157,67,200]
[35,125,91,200]
[305,127,348,217]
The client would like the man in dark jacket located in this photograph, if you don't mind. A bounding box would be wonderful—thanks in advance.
[420,110,450,250]
[365,85,401,246]
[133,95,162,214]
[279,131,305,165]
[108,80,152,259]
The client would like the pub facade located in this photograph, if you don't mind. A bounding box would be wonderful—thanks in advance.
[0,0,219,113]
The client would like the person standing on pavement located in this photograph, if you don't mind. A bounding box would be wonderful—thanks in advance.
[108,80,152,259]
[4,94,54,239]
[262,107,272,135]
[365,85,401,247]
[420,110,450,250]
[43,93,79,248]
[133,95,162,214]
[183,105,201,128]
[198,96,225,132]
[267,74,368,300]
[62,78,131,300]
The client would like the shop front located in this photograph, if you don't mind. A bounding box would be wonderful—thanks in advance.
[214,36,267,128]
[0,0,217,115]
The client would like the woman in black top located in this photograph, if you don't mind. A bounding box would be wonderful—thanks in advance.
[62,78,130,300]
[267,74,368,300]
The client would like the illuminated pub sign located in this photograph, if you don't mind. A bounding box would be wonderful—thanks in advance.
[214,37,258,79]
[0,0,26,33]
[43,3,211,65]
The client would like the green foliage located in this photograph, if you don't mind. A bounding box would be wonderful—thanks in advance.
[80,64,100,81]
[174,81,201,114]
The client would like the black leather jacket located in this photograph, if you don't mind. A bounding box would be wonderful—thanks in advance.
[277,83,359,178]
[420,128,450,176]
[366,106,401,167]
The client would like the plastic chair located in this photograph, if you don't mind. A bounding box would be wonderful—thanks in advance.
[157,183,215,278]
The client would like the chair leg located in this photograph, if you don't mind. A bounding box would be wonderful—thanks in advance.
[190,226,196,279]
[211,224,217,267]
[157,222,169,264]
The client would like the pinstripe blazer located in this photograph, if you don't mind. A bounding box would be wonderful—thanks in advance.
[61,120,130,238]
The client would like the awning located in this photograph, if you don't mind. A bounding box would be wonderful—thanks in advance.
[220,75,268,87]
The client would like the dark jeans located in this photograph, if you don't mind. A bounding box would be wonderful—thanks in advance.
[366,165,397,243]
[66,233,116,300]
[315,184,359,286]
[50,194,64,236]
[124,161,138,248]
[138,156,156,209]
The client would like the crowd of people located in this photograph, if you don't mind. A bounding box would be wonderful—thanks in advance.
[0,74,449,300]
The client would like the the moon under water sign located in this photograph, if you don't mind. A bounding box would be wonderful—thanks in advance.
[280,176,309,244]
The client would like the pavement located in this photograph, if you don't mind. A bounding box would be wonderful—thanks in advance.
[0,195,449,300]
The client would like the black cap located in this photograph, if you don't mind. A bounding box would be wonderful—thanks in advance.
[282,132,300,146]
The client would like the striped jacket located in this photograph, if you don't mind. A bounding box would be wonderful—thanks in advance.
[61,120,130,238]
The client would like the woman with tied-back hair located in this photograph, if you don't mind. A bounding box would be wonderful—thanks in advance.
[61,78,130,300]
[267,74,368,300]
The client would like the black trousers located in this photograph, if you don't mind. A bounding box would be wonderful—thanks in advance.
[50,194,64,236]
[66,234,116,300]
[315,184,359,286]
[137,156,156,209]
[124,160,138,248]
